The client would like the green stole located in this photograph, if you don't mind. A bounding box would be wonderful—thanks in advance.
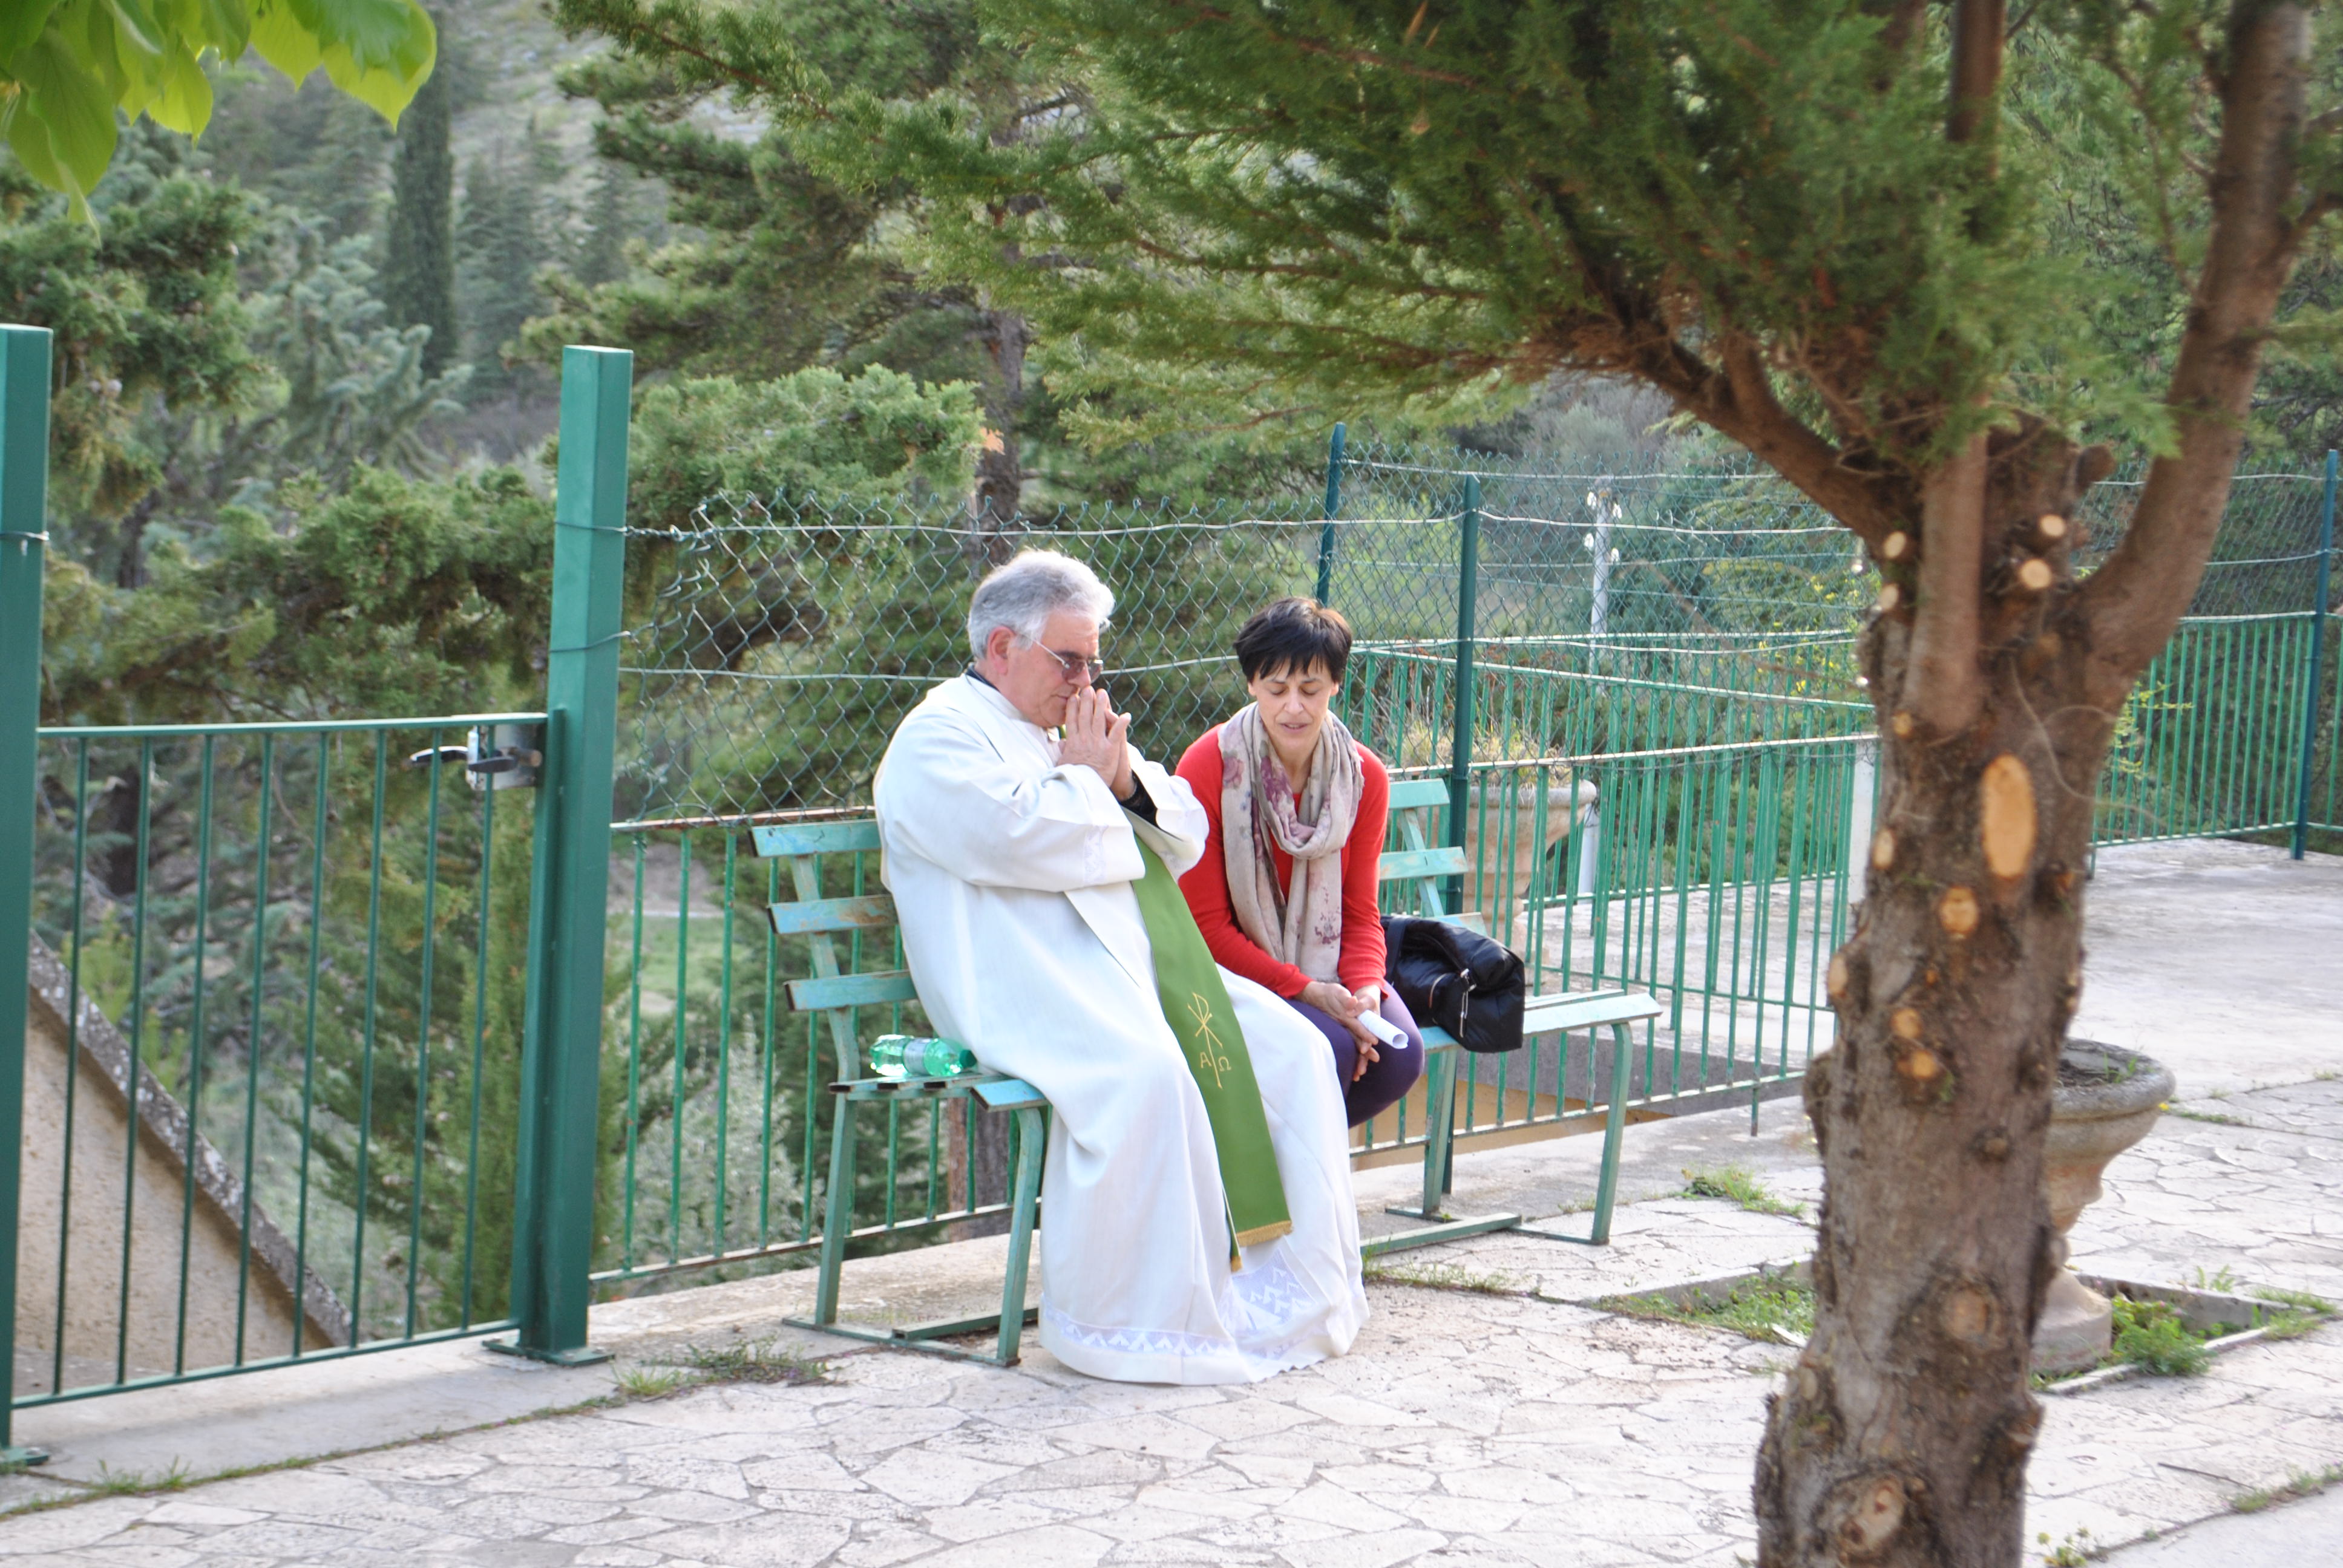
[1127,841,1293,1259]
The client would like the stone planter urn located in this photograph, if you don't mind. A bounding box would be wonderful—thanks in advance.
[2033,1040,2177,1374]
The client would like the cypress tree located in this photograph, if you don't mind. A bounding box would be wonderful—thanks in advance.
[379,23,458,379]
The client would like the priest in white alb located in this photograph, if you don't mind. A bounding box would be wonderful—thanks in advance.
[873,549,1367,1383]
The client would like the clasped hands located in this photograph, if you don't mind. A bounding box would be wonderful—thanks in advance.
[1058,687,1136,801]
[1301,979,1385,1077]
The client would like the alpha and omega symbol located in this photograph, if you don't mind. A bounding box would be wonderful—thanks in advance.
[1188,994,1233,1089]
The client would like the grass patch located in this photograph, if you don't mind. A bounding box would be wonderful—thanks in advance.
[2250,1284,2335,1315]
[2233,1463,2343,1514]
[2260,1310,2324,1341]
[609,1338,830,1400]
[1362,1258,1524,1296]
[614,1364,700,1400]
[1681,1165,1806,1218]
[1599,1273,1815,1345]
[2164,1105,2246,1126]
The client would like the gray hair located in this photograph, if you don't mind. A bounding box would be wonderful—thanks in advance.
[966,549,1115,659]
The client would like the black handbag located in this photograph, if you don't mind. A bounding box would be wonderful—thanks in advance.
[1380,915,1527,1053]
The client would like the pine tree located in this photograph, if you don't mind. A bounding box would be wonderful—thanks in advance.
[379,32,459,379]
[456,144,555,400]
[574,158,633,287]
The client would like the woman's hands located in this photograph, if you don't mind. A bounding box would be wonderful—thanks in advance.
[1300,979,1380,1077]
[1058,687,1135,799]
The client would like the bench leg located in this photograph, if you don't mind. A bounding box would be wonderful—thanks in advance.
[1422,1045,1458,1218]
[813,1096,856,1325]
[1587,1021,1636,1245]
[995,1105,1046,1365]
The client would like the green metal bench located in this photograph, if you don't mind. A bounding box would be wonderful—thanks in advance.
[755,793,1659,1364]
[751,818,1048,1367]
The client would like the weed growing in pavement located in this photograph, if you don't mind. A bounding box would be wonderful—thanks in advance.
[1362,1258,1524,1296]
[2035,1525,2099,1564]
[2232,1463,2343,1513]
[673,1339,830,1387]
[614,1364,700,1399]
[2164,1105,2246,1126]
[1680,1165,1806,1218]
[2108,1297,2212,1376]
[2259,1310,2324,1341]
[1599,1273,1815,1345]
[85,1461,192,1496]
[2250,1284,2335,1314]
[2189,1264,2240,1293]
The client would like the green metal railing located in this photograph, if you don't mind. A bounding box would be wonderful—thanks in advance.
[5,311,2335,1427]
[589,824,1027,1289]
[0,339,634,1436]
[20,716,543,1404]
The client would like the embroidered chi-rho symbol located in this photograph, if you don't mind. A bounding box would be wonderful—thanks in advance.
[1188,993,1233,1088]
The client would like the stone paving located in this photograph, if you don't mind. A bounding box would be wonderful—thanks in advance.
[2,1080,2341,1568]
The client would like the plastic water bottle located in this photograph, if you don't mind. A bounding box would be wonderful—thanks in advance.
[868,1034,977,1079]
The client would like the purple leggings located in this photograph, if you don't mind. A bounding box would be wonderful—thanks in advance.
[1286,988,1427,1128]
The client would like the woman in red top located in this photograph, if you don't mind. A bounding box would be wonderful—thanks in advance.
[1176,599,1425,1126]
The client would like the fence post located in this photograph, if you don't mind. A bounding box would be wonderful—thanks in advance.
[1314,422,1346,606]
[1588,478,1614,644]
[0,326,53,1462]
[1446,475,1481,910]
[495,346,631,1364]
[2292,449,2337,860]
[1846,737,1880,892]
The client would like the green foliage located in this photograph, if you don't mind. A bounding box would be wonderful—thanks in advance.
[0,0,437,217]
[1,143,268,564]
[2108,1295,2211,1376]
[192,62,392,242]
[623,365,981,530]
[541,0,1347,512]
[42,466,551,726]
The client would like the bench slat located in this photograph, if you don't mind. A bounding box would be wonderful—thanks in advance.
[1377,846,1467,881]
[1386,779,1451,810]
[767,894,897,936]
[787,970,919,1012]
[1524,990,1666,1033]
[1412,990,1662,1053]
[752,820,883,858]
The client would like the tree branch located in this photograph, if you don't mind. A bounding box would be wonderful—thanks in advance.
[1631,332,1904,547]
[2076,2,2316,694]
[1948,0,2008,147]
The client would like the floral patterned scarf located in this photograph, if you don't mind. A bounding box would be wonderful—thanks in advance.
[1219,704,1365,985]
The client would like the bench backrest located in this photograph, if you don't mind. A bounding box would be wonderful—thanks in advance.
[756,793,1475,1062]
[750,820,912,1077]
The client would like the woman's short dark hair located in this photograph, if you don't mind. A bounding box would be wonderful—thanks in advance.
[1233,598,1352,684]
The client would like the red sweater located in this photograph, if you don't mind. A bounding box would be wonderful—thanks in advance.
[1175,725,1391,998]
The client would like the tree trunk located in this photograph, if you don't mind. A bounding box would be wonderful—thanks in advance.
[1757,436,2122,1566]
[973,306,1029,541]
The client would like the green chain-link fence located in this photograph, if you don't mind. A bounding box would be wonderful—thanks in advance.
[585,442,2335,1289]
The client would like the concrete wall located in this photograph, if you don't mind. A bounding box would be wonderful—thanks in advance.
[19,939,346,1393]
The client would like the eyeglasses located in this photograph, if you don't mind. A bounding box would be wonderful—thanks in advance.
[1041,647,1106,683]
[1040,646,1107,683]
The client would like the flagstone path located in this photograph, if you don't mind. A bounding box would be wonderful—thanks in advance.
[1,1076,2340,1568]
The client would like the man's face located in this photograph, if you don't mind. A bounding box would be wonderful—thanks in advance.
[982,609,1103,729]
